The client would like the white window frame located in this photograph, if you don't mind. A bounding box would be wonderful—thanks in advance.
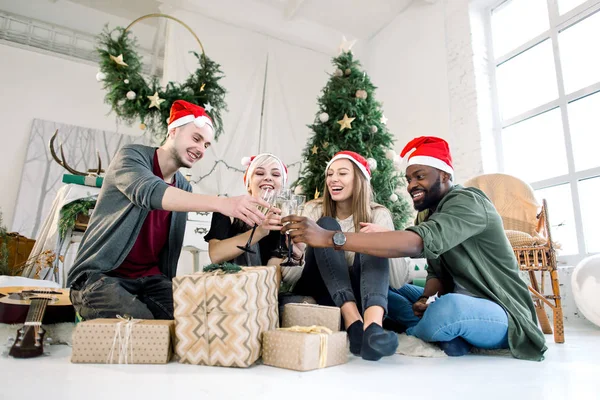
[486,0,600,266]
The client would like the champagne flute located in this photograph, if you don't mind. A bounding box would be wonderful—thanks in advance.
[273,189,292,258]
[281,195,305,267]
[237,188,275,254]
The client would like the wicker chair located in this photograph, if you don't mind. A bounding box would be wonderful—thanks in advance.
[464,173,564,343]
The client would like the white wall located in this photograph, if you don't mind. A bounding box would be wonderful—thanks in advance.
[0,0,160,228]
[0,44,142,228]
[366,1,451,159]
[367,0,498,183]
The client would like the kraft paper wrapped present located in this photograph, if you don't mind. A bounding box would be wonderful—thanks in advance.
[71,317,173,364]
[262,326,348,371]
[282,303,341,332]
[173,266,279,367]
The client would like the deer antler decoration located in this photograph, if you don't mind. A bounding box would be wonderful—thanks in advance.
[49,130,104,176]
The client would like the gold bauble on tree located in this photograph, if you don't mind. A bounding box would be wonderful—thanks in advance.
[355,90,368,99]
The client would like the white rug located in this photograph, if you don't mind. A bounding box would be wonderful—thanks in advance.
[395,333,447,358]
[395,333,513,358]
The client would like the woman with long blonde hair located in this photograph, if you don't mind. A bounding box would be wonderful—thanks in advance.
[291,151,409,361]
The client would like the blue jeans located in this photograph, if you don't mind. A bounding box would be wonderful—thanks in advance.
[387,284,509,349]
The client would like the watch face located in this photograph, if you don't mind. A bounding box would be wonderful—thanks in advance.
[333,231,346,246]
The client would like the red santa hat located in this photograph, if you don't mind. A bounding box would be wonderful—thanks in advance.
[400,136,453,175]
[241,153,288,189]
[168,100,214,141]
[325,151,372,181]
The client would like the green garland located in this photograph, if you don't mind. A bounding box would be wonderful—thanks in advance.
[97,26,228,141]
[203,262,242,274]
[59,199,97,239]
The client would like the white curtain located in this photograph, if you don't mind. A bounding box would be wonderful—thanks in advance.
[163,10,331,196]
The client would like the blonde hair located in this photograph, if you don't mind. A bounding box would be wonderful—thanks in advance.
[247,154,285,194]
[322,162,374,232]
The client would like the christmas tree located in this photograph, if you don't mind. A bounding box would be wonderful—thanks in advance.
[294,44,412,229]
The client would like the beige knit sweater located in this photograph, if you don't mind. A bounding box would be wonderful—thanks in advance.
[281,200,413,289]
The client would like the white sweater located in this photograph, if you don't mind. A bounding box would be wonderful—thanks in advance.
[281,201,413,289]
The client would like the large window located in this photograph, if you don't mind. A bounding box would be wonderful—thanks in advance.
[489,0,600,265]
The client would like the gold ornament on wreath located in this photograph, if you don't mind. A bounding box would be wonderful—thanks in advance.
[97,13,228,140]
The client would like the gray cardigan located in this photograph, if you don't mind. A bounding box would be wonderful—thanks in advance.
[66,144,192,286]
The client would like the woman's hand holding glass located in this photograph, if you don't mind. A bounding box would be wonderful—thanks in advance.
[237,188,276,254]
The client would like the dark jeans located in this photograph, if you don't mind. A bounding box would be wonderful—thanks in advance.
[293,216,390,314]
[70,272,174,320]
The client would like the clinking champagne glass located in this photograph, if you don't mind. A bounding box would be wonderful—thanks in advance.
[281,194,305,267]
[237,188,275,254]
[273,189,292,258]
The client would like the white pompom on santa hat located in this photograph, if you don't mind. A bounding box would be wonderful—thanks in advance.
[168,100,214,142]
[399,136,454,175]
[325,151,372,181]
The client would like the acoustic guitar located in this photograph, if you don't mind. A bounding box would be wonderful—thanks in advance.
[0,286,75,358]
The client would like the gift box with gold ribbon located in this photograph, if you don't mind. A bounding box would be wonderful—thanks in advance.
[282,303,341,332]
[71,317,173,364]
[173,266,279,367]
[262,326,348,371]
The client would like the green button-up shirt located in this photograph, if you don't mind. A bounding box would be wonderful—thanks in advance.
[408,185,547,361]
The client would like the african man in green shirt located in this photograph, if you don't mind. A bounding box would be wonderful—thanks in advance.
[282,136,546,361]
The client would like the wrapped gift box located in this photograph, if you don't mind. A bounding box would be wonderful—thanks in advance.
[282,303,341,332]
[262,326,348,371]
[71,318,173,364]
[173,266,279,367]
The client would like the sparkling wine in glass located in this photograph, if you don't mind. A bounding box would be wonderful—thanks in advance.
[280,196,304,267]
[237,188,275,254]
[273,189,291,258]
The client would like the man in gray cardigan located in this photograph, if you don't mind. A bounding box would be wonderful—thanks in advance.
[67,100,268,320]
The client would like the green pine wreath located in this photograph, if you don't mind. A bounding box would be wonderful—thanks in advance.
[96,15,228,141]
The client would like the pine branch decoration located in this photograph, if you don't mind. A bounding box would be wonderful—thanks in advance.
[203,262,242,274]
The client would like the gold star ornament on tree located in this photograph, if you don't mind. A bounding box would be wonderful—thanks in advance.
[147,92,165,109]
[200,82,206,92]
[311,145,319,155]
[314,187,320,199]
[337,114,355,131]
[110,54,128,67]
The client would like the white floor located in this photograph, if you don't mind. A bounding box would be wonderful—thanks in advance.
[1,326,600,400]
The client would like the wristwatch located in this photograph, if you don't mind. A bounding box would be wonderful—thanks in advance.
[332,231,347,250]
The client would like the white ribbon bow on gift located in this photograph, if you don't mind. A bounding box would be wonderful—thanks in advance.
[106,315,141,364]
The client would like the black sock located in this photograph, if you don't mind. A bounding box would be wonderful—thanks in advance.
[437,337,472,357]
[346,320,363,356]
[361,322,399,361]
